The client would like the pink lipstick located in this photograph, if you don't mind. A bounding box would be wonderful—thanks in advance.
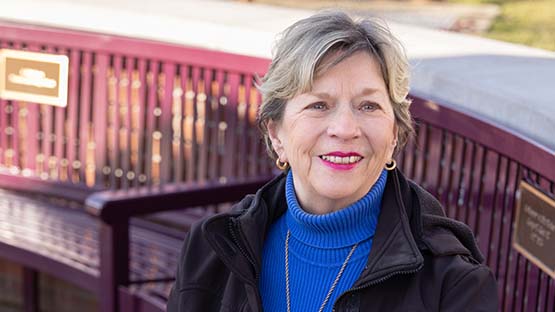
[319,152,362,171]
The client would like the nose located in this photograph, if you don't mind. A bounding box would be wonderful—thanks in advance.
[326,105,361,140]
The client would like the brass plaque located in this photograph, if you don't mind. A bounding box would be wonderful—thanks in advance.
[513,181,555,279]
[0,49,68,107]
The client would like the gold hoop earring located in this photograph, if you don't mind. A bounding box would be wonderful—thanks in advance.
[385,159,396,171]
[276,158,289,170]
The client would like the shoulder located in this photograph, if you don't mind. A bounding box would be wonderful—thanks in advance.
[406,180,485,262]
[171,194,255,283]
[167,199,252,311]
[405,180,498,310]
[409,251,497,311]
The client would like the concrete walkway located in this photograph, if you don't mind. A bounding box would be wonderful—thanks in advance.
[251,0,500,32]
[1,0,554,151]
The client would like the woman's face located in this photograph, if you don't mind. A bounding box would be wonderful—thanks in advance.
[268,51,397,214]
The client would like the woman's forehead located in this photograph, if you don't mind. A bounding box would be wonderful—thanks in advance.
[311,53,387,92]
[314,49,381,78]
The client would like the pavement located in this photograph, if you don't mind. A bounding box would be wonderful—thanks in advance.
[250,0,500,33]
[0,0,554,151]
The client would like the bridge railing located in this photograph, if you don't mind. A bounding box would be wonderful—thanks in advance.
[0,21,274,312]
[0,21,272,198]
[402,97,555,312]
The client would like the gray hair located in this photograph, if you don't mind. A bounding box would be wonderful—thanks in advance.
[257,10,414,160]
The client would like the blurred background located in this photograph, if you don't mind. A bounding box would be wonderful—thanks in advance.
[247,0,555,51]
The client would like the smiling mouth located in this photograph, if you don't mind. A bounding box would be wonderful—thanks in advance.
[319,155,363,164]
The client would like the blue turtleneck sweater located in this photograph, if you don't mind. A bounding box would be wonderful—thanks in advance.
[259,169,387,312]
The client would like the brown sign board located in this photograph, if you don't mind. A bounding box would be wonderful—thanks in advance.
[513,181,555,279]
[0,49,68,107]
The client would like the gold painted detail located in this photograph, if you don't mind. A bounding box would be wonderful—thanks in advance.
[4,149,14,167]
[211,80,219,111]
[248,87,258,125]
[237,85,246,121]
[72,160,81,183]
[130,70,141,177]
[106,67,117,184]
[17,102,28,170]
[172,77,183,173]
[85,125,95,187]
[49,156,58,180]
[59,159,69,181]
[36,154,45,177]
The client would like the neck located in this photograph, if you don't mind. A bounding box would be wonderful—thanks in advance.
[284,169,387,248]
[297,196,352,215]
[290,173,382,215]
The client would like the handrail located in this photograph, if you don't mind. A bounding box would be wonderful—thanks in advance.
[0,21,270,75]
[85,175,272,223]
[411,96,555,183]
[0,21,273,192]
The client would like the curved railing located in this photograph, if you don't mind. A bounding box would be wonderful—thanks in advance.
[0,21,272,199]
[401,97,554,311]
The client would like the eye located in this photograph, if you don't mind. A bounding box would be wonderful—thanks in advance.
[307,101,327,110]
[360,101,380,112]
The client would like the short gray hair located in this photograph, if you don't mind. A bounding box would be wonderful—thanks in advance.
[257,10,414,160]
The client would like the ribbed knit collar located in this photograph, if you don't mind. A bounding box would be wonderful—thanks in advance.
[285,170,387,248]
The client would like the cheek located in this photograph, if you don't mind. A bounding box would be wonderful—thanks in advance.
[366,121,396,157]
[285,134,313,161]
[281,118,318,165]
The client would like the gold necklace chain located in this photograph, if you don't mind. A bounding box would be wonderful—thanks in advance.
[285,230,358,312]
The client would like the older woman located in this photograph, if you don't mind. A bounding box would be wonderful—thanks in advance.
[167,11,497,312]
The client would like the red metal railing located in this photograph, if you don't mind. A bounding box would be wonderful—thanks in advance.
[0,22,272,196]
[401,98,555,312]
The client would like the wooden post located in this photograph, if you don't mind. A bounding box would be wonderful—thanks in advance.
[22,267,38,312]
[99,221,129,312]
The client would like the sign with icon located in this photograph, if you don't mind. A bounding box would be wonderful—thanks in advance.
[0,49,69,107]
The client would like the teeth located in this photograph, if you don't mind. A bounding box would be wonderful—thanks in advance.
[321,155,362,164]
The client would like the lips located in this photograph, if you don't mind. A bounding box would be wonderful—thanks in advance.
[319,152,363,165]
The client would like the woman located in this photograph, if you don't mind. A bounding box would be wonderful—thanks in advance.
[168,11,497,312]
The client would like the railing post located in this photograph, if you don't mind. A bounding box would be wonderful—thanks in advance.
[99,221,129,312]
[93,53,109,188]
[22,267,39,312]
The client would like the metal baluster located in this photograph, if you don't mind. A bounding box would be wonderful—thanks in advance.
[172,71,184,183]
[118,58,131,189]
[216,71,228,182]
[135,58,148,186]
[236,76,247,179]
[195,69,208,183]
[183,67,195,183]
[248,80,261,176]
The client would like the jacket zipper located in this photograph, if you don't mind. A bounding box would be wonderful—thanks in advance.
[332,169,424,311]
[332,263,424,312]
[228,218,259,279]
[228,217,264,311]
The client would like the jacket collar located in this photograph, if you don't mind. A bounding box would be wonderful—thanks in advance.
[353,168,424,286]
[203,169,424,286]
[202,172,288,285]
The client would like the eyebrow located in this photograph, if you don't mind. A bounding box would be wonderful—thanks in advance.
[360,87,383,96]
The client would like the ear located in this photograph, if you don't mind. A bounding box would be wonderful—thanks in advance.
[390,123,399,157]
[267,119,287,162]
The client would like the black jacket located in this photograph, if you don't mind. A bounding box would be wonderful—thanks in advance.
[167,169,498,311]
